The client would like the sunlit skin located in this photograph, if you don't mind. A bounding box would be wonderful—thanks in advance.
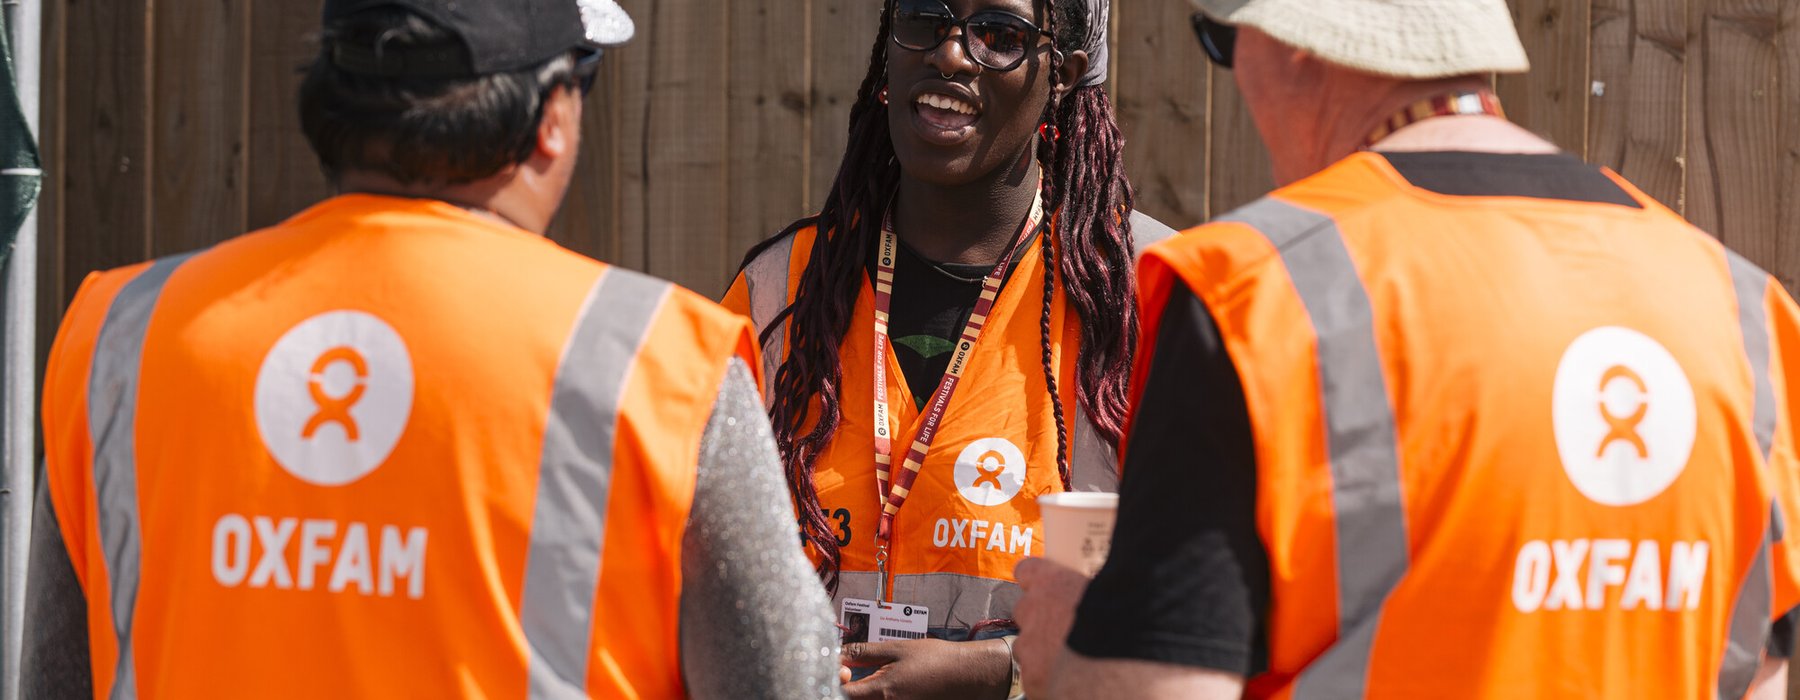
[1231,26,1552,185]
[886,0,1052,186]
[884,0,1085,265]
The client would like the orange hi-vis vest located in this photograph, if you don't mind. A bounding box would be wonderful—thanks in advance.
[42,194,758,699]
[722,218,1167,629]
[1133,152,1800,699]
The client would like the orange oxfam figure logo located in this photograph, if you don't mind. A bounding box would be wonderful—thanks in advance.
[972,450,1007,489]
[303,346,369,441]
[1596,364,1649,459]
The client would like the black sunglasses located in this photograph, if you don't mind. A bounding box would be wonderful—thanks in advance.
[573,47,604,95]
[1191,13,1236,69]
[890,0,1049,72]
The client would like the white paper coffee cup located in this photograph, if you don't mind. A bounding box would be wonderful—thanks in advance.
[1037,492,1118,576]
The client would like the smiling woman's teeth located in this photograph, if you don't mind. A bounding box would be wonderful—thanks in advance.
[916,93,977,116]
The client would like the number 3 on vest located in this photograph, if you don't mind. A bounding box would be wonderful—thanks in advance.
[832,508,853,548]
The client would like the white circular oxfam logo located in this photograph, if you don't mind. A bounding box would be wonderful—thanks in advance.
[954,437,1028,506]
[254,311,415,486]
[1551,326,1696,506]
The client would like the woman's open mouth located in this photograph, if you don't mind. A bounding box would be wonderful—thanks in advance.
[910,90,982,145]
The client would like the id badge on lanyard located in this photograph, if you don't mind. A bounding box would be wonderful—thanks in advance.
[866,187,1045,611]
[840,597,931,643]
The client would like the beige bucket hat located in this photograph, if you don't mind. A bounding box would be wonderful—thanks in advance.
[1189,0,1530,79]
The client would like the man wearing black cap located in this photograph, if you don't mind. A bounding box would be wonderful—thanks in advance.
[22,1,840,697]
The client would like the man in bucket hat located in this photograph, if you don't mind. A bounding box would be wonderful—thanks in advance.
[21,1,840,697]
[1012,0,1800,697]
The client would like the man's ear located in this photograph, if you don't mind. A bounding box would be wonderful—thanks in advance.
[1053,49,1090,99]
[534,84,582,161]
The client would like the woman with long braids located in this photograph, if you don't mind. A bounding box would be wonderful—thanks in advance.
[722,0,1174,695]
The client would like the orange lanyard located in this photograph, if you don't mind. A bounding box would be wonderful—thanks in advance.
[870,188,1045,599]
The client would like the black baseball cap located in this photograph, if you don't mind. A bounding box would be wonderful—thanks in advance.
[323,0,635,78]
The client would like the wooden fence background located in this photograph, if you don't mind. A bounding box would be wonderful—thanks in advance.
[26,0,1800,361]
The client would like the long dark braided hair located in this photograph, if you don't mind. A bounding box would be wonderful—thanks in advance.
[738,0,1139,590]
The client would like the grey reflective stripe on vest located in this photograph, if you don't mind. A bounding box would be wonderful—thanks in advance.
[831,570,882,611]
[1719,251,1778,698]
[1719,513,1774,700]
[1066,210,1174,492]
[1218,199,1407,698]
[831,570,1020,631]
[893,572,1020,630]
[1727,251,1784,542]
[1727,251,1776,463]
[88,254,194,700]
[1069,404,1119,492]
[520,268,670,699]
[745,234,796,404]
[1128,209,1178,261]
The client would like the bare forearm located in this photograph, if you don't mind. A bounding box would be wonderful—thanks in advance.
[1047,649,1242,700]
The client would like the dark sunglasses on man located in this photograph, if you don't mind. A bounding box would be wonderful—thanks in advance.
[890,0,1050,72]
[1191,13,1237,69]
[573,47,604,95]
[538,48,603,124]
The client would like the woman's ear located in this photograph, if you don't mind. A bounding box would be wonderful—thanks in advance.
[1053,49,1090,99]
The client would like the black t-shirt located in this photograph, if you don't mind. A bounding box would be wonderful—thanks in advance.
[1065,151,1798,676]
[871,234,1031,410]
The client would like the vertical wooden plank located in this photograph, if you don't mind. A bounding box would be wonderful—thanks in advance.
[1497,0,1592,154]
[58,0,152,300]
[808,0,882,208]
[1689,0,1785,282]
[1206,67,1274,218]
[1585,0,1626,162]
[151,0,249,255]
[34,0,67,378]
[636,0,729,296]
[725,0,810,277]
[1777,0,1800,296]
[1586,0,1686,210]
[246,0,331,231]
[609,0,652,274]
[1683,0,1720,235]
[1115,0,1208,229]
